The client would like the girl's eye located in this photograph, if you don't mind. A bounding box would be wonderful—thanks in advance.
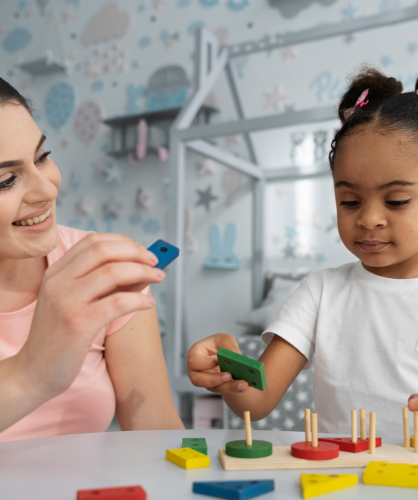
[340,201,360,207]
[0,175,17,191]
[36,150,51,164]
[386,200,411,207]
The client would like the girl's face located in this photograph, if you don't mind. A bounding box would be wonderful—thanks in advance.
[334,124,418,278]
[0,104,61,261]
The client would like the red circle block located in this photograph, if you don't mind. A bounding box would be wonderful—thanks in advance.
[291,441,339,461]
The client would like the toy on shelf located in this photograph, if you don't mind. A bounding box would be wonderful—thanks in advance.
[182,437,207,455]
[363,461,418,489]
[300,473,357,499]
[166,447,210,469]
[147,239,179,270]
[225,411,272,459]
[217,347,266,391]
[291,410,339,460]
[318,408,382,453]
[219,409,418,471]
[192,479,275,499]
[76,485,146,499]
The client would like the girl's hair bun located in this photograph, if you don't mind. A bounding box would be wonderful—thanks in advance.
[338,65,403,123]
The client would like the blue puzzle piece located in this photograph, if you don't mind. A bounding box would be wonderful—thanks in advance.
[192,480,274,500]
[147,239,179,270]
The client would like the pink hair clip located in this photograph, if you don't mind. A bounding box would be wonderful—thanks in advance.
[343,88,370,120]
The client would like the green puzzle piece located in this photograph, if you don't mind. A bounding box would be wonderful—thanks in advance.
[182,438,207,455]
[217,347,266,391]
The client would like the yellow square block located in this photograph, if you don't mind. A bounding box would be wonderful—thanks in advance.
[166,447,210,469]
[300,473,358,499]
[363,462,418,488]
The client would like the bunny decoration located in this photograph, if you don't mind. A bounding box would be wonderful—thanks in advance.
[204,223,240,270]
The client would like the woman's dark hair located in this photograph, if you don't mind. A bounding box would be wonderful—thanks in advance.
[329,65,418,172]
[0,77,33,114]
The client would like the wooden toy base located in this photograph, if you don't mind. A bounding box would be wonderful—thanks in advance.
[218,444,418,471]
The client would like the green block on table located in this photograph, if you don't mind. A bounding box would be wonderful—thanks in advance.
[182,438,207,455]
[217,347,266,391]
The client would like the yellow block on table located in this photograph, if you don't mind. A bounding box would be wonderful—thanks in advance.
[363,462,418,488]
[166,447,210,469]
[300,473,358,498]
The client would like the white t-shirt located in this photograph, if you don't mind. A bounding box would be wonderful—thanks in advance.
[261,261,418,438]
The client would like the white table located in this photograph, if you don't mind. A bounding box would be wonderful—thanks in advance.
[0,429,416,499]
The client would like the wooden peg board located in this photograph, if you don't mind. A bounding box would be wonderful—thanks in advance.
[218,444,418,471]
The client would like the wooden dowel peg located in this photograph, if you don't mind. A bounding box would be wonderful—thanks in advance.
[403,407,410,448]
[244,411,252,446]
[360,408,366,440]
[369,412,376,454]
[305,409,311,442]
[414,412,418,454]
[351,410,357,444]
[311,413,318,448]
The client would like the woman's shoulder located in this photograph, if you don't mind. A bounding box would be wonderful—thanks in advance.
[48,225,95,265]
[57,224,95,250]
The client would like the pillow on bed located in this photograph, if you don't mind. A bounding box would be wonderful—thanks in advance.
[238,276,303,331]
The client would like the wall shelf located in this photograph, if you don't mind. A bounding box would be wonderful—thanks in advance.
[103,105,218,158]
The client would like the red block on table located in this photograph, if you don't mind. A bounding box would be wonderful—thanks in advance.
[291,441,339,460]
[77,485,146,500]
[318,437,382,453]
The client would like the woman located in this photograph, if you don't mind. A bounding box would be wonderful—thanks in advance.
[0,78,183,442]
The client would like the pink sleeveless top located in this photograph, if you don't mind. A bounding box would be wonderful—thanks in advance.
[0,225,145,442]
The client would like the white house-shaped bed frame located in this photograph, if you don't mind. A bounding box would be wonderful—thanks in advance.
[166,6,418,407]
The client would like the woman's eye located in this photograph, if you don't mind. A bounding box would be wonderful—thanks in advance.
[386,200,411,207]
[0,175,17,190]
[340,201,360,207]
[36,150,51,164]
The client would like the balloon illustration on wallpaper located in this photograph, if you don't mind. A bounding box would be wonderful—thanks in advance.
[2,27,32,53]
[45,83,76,131]
[81,2,130,46]
[145,65,189,112]
[73,100,104,145]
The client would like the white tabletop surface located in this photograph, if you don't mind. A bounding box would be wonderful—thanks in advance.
[0,429,417,500]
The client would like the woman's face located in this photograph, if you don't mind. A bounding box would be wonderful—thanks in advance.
[0,103,61,261]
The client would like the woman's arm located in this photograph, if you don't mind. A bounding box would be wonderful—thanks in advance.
[187,333,307,421]
[104,291,184,430]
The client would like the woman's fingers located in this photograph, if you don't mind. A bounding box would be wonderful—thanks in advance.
[48,233,158,280]
[46,233,135,277]
[65,240,157,280]
[77,261,164,302]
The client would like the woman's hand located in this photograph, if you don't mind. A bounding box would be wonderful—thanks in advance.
[187,333,250,394]
[16,232,165,403]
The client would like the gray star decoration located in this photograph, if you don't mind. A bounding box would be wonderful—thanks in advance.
[195,185,218,212]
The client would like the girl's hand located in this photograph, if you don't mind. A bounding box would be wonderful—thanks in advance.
[408,393,418,411]
[15,232,165,403]
[187,333,250,394]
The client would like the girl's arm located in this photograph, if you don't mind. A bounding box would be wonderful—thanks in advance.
[187,333,307,421]
[105,291,184,430]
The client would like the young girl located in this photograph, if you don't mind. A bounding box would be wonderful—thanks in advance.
[0,78,183,442]
[188,67,418,438]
